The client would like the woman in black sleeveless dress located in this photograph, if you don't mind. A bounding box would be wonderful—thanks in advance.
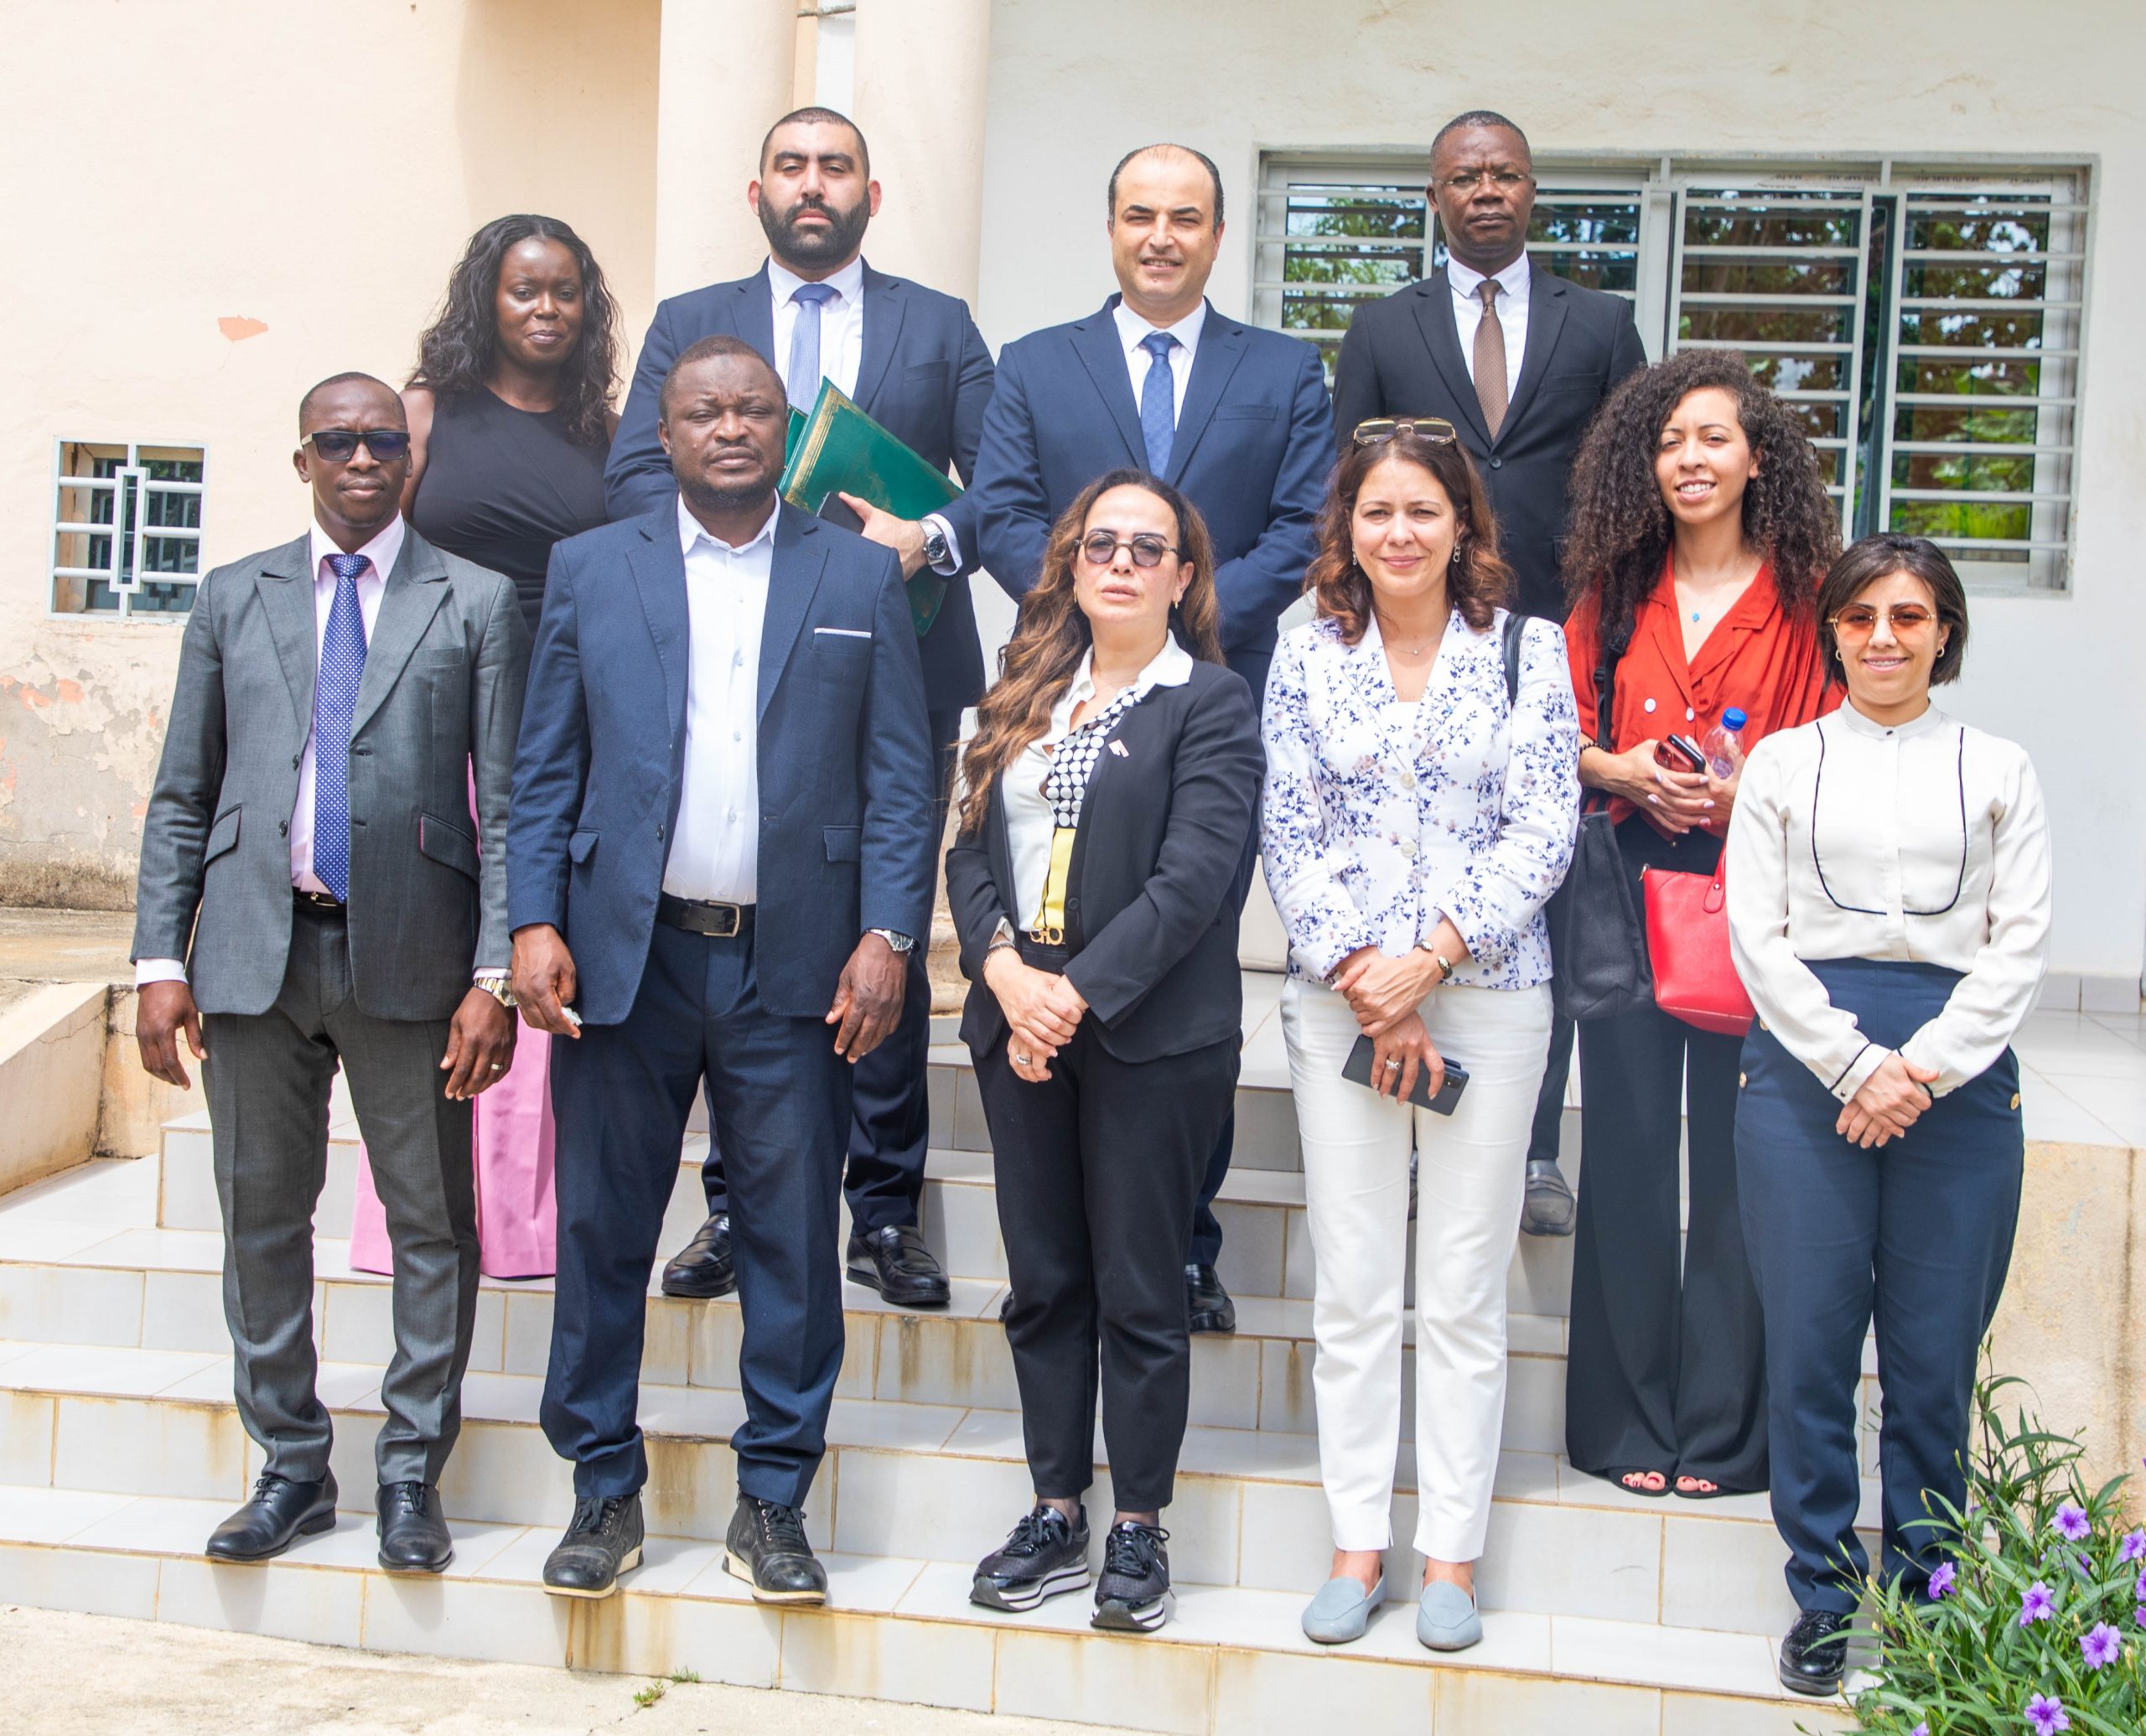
[349,215,621,1280]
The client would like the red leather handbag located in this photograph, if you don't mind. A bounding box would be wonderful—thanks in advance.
[1641,864,1755,1037]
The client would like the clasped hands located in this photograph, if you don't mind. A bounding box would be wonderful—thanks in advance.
[1838,1049,1941,1148]
[1332,944,1447,1105]
[983,948,1087,1085]
[1599,738,1740,837]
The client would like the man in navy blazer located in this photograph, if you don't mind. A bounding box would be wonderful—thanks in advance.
[608,107,993,1312]
[510,337,936,1603]
[969,143,1335,1334]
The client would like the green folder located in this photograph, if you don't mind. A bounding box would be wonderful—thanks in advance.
[779,381,962,637]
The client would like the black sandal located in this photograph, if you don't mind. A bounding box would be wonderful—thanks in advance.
[1672,1474,1739,1500]
[1604,1467,1671,1498]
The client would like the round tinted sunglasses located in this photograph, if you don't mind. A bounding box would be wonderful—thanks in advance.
[303,428,412,463]
[1080,531,1181,568]
[1352,417,1460,448]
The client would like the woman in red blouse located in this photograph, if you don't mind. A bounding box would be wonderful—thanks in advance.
[1560,350,1841,1500]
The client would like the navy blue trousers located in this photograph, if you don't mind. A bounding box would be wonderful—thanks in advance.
[1737,957,2023,1614]
[544,921,848,1507]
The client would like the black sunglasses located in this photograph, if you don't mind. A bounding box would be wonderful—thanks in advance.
[1080,531,1180,569]
[303,428,412,463]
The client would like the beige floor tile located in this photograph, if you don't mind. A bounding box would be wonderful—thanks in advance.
[0,1483,137,1545]
[994,1624,1216,1736]
[1434,1669,1661,1733]
[1211,1644,1433,1728]
[572,1583,783,1686]
[361,1569,573,1666]
[1661,1691,1853,1733]
[4,1343,218,1398]
[54,1394,246,1500]
[779,1604,995,1709]
[1660,1512,1801,1635]
[0,1262,144,1348]
[156,1553,367,1647]
[0,1389,54,1483]
[0,1540,162,1618]
[1552,1613,1781,1696]
[831,1447,1036,1563]
[1475,1500,1661,1622]
[140,1269,229,1353]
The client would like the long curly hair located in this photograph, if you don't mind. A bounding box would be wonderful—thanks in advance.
[408,215,621,448]
[956,469,1221,838]
[1306,428,1512,639]
[1560,348,1840,647]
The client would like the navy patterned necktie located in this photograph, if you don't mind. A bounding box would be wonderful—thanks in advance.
[1139,330,1178,475]
[310,552,370,903]
[787,281,838,415]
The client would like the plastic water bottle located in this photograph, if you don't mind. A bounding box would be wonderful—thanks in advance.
[1703,707,1747,779]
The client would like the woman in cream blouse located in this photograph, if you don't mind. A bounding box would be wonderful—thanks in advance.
[1262,420,1579,1651]
[1726,532,2051,1698]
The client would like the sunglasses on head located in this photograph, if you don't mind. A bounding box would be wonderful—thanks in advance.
[1080,530,1180,569]
[1830,603,1937,641]
[1352,417,1460,448]
[303,428,412,463]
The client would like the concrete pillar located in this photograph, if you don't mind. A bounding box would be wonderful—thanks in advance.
[654,0,798,299]
[851,0,993,308]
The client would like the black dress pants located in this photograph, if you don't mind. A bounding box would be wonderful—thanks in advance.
[975,970,1238,1511]
[1565,818,1768,1491]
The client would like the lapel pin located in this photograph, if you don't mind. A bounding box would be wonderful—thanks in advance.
[1108,739,1130,758]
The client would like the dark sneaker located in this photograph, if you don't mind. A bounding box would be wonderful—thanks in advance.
[1779,1608,1850,1695]
[1092,1520,1172,1632]
[542,1493,644,1599]
[723,1495,827,1604]
[971,1504,1092,1611]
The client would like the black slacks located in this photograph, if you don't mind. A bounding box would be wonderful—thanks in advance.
[1739,957,2023,1613]
[975,961,1238,1511]
[1565,818,1768,1491]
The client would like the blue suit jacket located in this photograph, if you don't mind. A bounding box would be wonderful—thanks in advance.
[506,502,937,1025]
[604,262,996,714]
[971,297,1333,666]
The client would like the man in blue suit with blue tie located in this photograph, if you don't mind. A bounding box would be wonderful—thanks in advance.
[511,337,937,1603]
[970,143,1334,1331]
[609,107,993,1313]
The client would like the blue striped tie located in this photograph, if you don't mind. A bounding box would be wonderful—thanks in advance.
[1138,330,1177,475]
[310,552,369,903]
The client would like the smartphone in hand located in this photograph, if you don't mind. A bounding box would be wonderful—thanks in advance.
[1655,733,1708,775]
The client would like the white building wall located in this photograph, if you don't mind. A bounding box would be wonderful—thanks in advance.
[972,0,2146,990]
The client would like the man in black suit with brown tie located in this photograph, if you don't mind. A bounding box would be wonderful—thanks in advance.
[1333,110,1647,1232]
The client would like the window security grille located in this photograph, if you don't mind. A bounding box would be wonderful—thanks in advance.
[52,440,205,617]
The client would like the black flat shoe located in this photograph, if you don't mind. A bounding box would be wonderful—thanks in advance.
[1780,1608,1850,1696]
[1520,1158,1576,1236]
[661,1211,735,1299]
[376,1481,453,1573]
[1185,1263,1236,1335]
[971,1504,1091,1611]
[205,1470,339,1562]
[847,1223,951,1308]
[724,1495,827,1604]
[542,1493,644,1599]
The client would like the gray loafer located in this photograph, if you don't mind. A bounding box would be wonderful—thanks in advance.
[1301,1573,1385,1644]
[1417,1578,1483,1651]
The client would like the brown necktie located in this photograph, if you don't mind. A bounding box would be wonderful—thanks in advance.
[1474,279,1509,440]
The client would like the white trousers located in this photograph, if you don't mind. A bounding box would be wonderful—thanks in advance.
[1280,975,1552,1562]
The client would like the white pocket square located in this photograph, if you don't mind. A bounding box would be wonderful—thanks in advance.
[814,626,873,640]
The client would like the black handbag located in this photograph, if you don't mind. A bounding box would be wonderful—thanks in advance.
[1546,636,1655,1021]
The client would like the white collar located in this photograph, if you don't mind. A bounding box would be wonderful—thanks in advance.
[767,253,866,310]
[1447,252,1532,303]
[677,494,780,558]
[1112,297,1209,359]
[1835,698,1952,741]
[1066,630,1196,707]
[308,513,404,583]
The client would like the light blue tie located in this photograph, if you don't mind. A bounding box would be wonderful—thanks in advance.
[786,281,838,415]
[310,552,369,903]
[1138,330,1178,476]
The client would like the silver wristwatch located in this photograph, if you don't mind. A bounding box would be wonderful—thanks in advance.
[868,928,916,955]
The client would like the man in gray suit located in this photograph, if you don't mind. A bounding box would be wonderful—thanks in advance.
[132,374,527,1573]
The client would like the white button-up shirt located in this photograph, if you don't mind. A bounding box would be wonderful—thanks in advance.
[1111,298,1207,426]
[1260,609,1580,987]
[1727,702,2052,1100]
[1446,253,1531,399]
[662,495,778,904]
[768,253,865,403]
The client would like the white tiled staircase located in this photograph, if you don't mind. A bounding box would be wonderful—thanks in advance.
[0,989,1853,1734]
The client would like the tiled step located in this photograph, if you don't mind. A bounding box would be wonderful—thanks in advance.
[0,1336,1877,1645]
[0,1484,1846,1734]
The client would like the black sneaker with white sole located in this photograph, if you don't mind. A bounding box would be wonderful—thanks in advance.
[971,1504,1092,1611]
[1091,1520,1172,1632]
[542,1493,644,1599]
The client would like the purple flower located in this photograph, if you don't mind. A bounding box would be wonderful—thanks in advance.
[2136,1603,2146,1630]
[1928,1561,1957,1599]
[2025,1694,2070,1736]
[1910,1724,1929,1736]
[2123,1528,2146,1565]
[2054,1503,2091,1542]
[2019,1580,2055,1625]
[2081,1622,2123,1670]
[2137,1565,2146,1604]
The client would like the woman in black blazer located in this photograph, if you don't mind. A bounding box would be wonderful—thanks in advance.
[946,468,1262,1636]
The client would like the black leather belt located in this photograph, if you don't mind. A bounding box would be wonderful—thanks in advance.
[656,894,754,938]
[293,888,345,914]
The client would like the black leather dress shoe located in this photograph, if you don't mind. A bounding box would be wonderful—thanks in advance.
[376,1481,454,1573]
[542,1493,644,1599]
[847,1223,951,1308]
[1520,1158,1577,1236]
[1186,1263,1236,1334]
[723,1495,827,1604]
[1779,1608,1851,1695]
[205,1470,339,1562]
[661,1211,735,1299]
